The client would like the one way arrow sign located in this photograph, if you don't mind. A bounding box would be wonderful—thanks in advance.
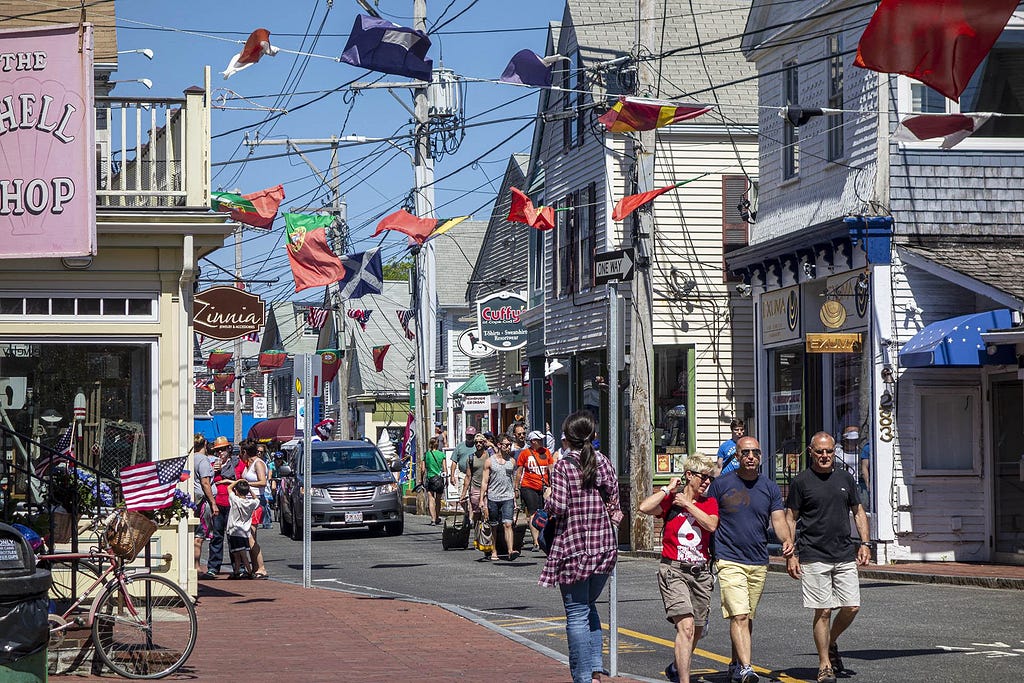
[594,248,635,286]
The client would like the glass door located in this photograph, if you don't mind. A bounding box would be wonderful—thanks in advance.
[768,347,804,499]
[992,377,1024,564]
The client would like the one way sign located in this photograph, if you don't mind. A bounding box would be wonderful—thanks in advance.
[594,248,635,286]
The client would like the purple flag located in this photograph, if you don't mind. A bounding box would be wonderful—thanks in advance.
[499,49,567,87]
[340,14,433,82]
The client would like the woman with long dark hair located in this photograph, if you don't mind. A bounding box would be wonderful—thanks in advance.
[538,410,623,683]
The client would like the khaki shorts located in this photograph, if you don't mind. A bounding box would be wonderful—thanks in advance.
[658,562,714,624]
[800,561,861,609]
[716,559,768,619]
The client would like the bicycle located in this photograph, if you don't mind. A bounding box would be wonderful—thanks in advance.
[36,514,197,679]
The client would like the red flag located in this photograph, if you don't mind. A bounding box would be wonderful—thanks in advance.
[259,351,287,370]
[222,28,281,79]
[508,187,556,231]
[318,349,341,383]
[213,374,235,392]
[284,214,346,293]
[612,185,678,221]
[893,113,992,148]
[372,209,438,244]
[854,0,1018,102]
[206,351,233,370]
[598,96,713,133]
[372,345,390,373]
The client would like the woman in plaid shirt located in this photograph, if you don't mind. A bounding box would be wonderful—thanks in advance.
[539,411,624,683]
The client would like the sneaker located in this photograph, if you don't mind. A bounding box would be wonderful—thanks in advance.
[200,570,218,579]
[727,661,739,681]
[828,642,844,674]
[817,666,837,683]
[738,665,759,683]
[664,661,679,683]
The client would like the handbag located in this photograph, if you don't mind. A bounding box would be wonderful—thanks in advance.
[474,521,493,553]
[426,474,445,493]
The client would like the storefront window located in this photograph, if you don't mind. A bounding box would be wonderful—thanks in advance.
[769,347,803,495]
[0,343,152,492]
[654,346,691,474]
[832,344,871,487]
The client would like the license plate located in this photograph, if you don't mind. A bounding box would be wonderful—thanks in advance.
[344,512,363,524]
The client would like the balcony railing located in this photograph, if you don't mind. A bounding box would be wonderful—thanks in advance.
[95,88,209,209]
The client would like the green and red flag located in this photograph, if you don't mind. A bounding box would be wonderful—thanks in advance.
[318,349,341,383]
[611,175,707,221]
[206,350,233,370]
[598,96,713,133]
[259,350,288,371]
[211,184,285,229]
[508,187,555,230]
[372,345,390,373]
[284,213,346,293]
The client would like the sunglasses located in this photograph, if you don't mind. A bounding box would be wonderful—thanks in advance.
[812,447,836,455]
[686,470,715,483]
[739,448,762,457]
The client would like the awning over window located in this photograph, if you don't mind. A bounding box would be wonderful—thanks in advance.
[451,373,490,395]
[247,416,295,442]
[899,309,1016,368]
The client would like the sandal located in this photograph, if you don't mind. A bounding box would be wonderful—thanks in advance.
[253,572,269,580]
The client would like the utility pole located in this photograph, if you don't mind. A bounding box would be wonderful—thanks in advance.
[234,229,243,445]
[628,0,656,551]
[248,137,350,439]
[412,0,436,469]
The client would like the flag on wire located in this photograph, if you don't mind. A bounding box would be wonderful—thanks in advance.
[347,308,372,331]
[372,344,390,372]
[244,331,260,342]
[892,113,992,148]
[508,187,556,230]
[306,307,330,330]
[318,349,341,383]
[206,350,233,370]
[120,456,188,511]
[338,248,384,299]
[221,28,280,79]
[373,209,440,244]
[340,14,433,82]
[854,0,1019,102]
[211,185,285,229]
[194,376,215,393]
[34,424,75,477]
[397,309,415,340]
[499,49,568,87]
[284,213,346,293]
[598,96,713,133]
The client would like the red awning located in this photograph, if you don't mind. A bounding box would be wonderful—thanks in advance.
[247,416,295,443]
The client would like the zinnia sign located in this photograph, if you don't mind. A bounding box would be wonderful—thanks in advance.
[476,291,526,351]
[0,24,96,258]
[193,286,266,341]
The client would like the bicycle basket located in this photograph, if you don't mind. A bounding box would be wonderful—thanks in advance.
[103,509,157,561]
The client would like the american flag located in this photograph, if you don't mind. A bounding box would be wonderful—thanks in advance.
[306,307,330,329]
[244,331,260,342]
[34,424,76,477]
[397,309,415,340]
[347,308,372,331]
[120,456,188,511]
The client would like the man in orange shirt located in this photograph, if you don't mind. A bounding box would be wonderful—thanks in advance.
[515,430,554,552]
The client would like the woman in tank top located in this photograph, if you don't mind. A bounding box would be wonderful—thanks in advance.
[238,440,270,579]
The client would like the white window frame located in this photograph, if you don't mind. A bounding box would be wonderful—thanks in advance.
[914,384,982,476]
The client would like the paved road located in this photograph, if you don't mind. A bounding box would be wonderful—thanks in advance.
[252,514,1023,682]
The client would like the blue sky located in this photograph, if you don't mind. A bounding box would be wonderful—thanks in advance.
[113,0,561,304]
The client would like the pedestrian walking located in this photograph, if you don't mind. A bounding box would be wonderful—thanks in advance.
[239,439,270,579]
[460,432,491,529]
[639,454,719,683]
[716,419,745,477]
[705,436,794,683]
[202,435,236,579]
[785,432,871,683]
[450,426,477,480]
[480,434,518,561]
[191,434,218,571]
[538,410,623,683]
[420,436,446,525]
[515,429,555,551]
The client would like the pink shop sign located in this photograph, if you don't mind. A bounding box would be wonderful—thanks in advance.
[0,24,95,259]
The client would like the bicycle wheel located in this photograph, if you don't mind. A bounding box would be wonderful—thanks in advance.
[44,558,102,613]
[92,574,197,679]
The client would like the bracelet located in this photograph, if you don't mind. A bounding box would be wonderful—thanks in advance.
[859,541,871,547]
[660,486,671,495]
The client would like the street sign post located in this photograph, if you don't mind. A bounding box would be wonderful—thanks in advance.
[594,248,635,286]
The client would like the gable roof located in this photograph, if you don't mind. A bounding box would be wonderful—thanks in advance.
[346,280,416,397]
[260,302,322,355]
[467,155,530,303]
[898,238,1024,307]
[433,220,488,309]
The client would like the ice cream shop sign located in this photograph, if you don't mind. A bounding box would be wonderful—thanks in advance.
[0,24,96,259]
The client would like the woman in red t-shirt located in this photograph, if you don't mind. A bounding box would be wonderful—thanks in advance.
[639,454,719,683]
[515,430,554,551]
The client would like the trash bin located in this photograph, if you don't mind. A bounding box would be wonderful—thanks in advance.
[0,522,51,682]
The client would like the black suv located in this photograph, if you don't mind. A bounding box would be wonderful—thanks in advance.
[277,440,404,539]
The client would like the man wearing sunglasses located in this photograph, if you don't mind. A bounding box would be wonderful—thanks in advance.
[706,436,793,683]
[785,432,871,683]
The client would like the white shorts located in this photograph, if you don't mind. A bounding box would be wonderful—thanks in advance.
[800,561,861,609]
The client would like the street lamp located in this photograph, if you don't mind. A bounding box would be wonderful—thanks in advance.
[117,48,154,60]
[109,78,153,89]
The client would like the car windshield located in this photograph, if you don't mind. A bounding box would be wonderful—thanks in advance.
[310,448,386,474]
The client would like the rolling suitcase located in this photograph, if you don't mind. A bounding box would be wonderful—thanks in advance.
[441,515,471,550]
[491,512,527,557]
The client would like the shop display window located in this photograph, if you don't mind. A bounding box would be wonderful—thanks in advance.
[654,346,691,474]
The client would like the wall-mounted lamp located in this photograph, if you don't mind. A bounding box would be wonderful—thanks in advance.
[681,278,697,294]
[109,78,153,89]
[856,272,870,292]
[880,364,895,385]
[117,48,154,60]
[802,262,816,279]
[735,283,752,297]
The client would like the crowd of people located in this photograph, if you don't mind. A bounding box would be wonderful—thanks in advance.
[191,434,279,580]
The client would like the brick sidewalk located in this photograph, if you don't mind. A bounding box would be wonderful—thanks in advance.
[52,576,642,682]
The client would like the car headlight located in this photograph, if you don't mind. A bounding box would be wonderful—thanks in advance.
[310,487,329,499]
[377,482,398,495]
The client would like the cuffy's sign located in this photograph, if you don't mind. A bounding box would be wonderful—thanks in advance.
[476,291,527,351]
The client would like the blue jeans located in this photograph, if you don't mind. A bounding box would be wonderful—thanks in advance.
[559,573,609,683]
[206,506,229,573]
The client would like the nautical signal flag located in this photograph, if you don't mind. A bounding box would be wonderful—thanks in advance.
[499,50,568,87]
[211,185,285,229]
[284,213,346,293]
[372,210,470,244]
[120,456,188,511]
[340,14,433,82]
[221,28,280,79]
[893,113,992,148]
[598,96,713,133]
[508,187,555,230]
[372,344,390,373]
[854,0,1019,102]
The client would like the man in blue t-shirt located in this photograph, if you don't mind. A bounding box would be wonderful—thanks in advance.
[716,419,746,477]
[707,436,794,683]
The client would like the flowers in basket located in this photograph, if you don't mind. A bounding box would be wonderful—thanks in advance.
[49,465,115,514]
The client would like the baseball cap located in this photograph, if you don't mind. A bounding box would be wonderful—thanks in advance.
[528,430,544,442]
[465,426,477,435]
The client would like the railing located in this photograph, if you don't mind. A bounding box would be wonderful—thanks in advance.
[95,90,209,209]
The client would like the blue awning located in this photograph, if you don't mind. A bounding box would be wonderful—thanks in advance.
[899,309,1016,368]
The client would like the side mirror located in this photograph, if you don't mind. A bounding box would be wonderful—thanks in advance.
[388,460,404,472]
[278,464,293,477]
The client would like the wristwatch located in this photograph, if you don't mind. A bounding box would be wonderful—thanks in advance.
[859,541,871,547]
[660,486,671,495]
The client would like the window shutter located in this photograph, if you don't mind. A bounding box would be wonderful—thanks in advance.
[722,175,749,281]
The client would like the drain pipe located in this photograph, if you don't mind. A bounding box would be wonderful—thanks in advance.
[178,234,195,591]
